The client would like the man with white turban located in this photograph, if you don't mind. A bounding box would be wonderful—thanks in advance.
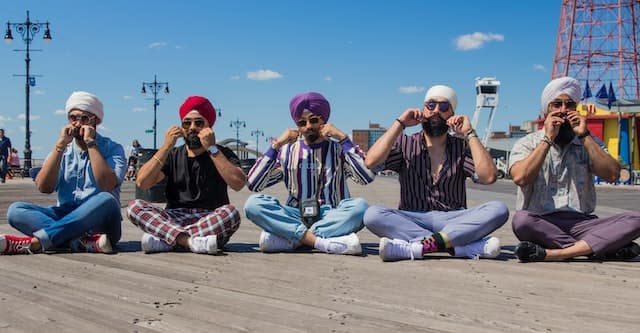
[1,91,126,255]
[363,84,509,262]
[244,92,375,255]
[510,76,640,262]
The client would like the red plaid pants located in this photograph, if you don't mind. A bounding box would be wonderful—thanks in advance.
[127,199,241,247]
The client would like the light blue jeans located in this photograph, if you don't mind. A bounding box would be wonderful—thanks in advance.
[364,201,509,246]
[7,192,122,250]
[244,194,368,243]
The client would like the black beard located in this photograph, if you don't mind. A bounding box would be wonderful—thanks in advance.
[422,114,450,137]
[554,122,575,146]
[184,133,203,149]
[303,130,320,143]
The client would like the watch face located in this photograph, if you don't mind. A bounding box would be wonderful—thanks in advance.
[209,145,219,154]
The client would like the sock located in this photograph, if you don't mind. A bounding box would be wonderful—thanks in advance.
[314,237,329,252]
[422,233,446,254]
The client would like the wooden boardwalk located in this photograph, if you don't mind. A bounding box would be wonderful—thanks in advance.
[0,177,639,332]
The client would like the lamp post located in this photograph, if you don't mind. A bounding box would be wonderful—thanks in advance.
[4,10,52,171]
[251,129,264,156]
[230,118,245,158]
[141,75,169,149]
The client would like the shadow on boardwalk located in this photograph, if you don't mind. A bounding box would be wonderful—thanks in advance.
[0,178,638,332]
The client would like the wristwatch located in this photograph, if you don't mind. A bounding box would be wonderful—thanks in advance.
[86,140,97,149]
[209,145,220,156]
[577,129,591,139]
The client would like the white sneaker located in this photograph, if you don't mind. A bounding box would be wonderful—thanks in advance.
[189,235,218,254]
[141,233,172,253]
[379,237,423,262]
[453,237,501,259]
[325,233,362,255]
[259,231,298,252]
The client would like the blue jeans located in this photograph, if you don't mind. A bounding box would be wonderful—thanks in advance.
[0,155,6,181]
[7,192,122,250]
[364,201,509,246]
[244,194,368,243]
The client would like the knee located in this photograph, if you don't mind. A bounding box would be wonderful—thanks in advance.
[363,205,388,230]
[341,197,369,217]
[243,194,274,219]
[7,202,28,229]
[511,211,534,239]
[487,201,510,225]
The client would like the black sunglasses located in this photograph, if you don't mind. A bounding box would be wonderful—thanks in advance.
[296,116,321,127]
[68,114,95,123]
[549,99,577,110]
[425,100,451,112]
[182,119,206,129]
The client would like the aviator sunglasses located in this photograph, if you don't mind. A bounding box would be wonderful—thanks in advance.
[549,99,577,110]
[68,114,95,123]
[425,100,451,112]
[182,119,206,129]
[296,116,321,127]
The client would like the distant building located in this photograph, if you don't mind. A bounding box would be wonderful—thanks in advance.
[352,122,386,152]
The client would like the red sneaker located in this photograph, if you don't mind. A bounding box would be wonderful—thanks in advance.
[0,234,34,255]
[78,234,114,254]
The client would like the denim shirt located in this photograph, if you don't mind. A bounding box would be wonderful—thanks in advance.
[509,130,604,215]
[44,134,126,207]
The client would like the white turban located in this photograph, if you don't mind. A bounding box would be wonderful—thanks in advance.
[424,85,458,112]
[540,77,581,113]
[65,91,104,124]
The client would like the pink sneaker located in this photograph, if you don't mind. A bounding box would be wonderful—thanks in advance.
[0,234,34,255]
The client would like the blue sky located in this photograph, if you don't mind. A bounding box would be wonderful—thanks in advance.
[1,1,561,159]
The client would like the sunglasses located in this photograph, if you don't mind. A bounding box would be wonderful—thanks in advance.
[549,99,577,110]
[296,116,321,127]
[182,119,206,129]
[68,114,95,123]
[425,100,451,112]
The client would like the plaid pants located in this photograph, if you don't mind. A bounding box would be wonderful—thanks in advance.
[127,199,241,247]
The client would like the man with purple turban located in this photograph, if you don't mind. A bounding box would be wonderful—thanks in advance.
[363,84,508,262]
[510,76,640,262]
[127,96,246,255]
[245,92,375,255]
[2,91,126,255]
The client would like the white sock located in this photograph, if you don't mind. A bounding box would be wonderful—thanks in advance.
[314,237,329,252]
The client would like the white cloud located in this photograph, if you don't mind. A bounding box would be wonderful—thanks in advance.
[455,32,504,51]
[123,95,134,100]
[399,86,425,94]
[230,75,241,80]
[132,107,146,113]
[247,69,283,81]
[53,109,66,115]
[17,113,41,120]
[324,76,333,82]
[33,90,46,95]
[98,125,111,132]
[533,64,546,71]
[148,42,168,49]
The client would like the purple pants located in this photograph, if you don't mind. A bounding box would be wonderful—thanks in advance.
[512,210,640,257]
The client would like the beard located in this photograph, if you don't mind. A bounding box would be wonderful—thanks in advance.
[554,122,575,146]
[302,129,321,143]
[422,114,450,137]
[184,132,203,149]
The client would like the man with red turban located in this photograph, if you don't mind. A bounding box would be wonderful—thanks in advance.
[245,92,375,255]
[127,96,246,255]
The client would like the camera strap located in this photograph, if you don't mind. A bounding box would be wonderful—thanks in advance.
[314,143,328,202]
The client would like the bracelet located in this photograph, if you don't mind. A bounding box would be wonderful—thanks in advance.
[86,140,97,149]
[466,129,478,140]
[54,144,66,153]
[151,155,164,167]
[541,136,553,146]
[395,118,406,130]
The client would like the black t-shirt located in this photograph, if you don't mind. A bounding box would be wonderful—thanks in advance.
[162,144,240,210]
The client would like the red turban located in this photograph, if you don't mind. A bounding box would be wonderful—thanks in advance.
[179,96,216,126]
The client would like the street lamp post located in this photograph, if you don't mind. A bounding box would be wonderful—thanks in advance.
[230,118,246,158]
[141,75,169,149]
[4,10,52,171]
[251,129,264,156]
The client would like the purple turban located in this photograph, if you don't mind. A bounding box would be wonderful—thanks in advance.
[289,92,331,123]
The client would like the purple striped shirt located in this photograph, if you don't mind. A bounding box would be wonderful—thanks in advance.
[247,138,375,208]
[383,132,475,212]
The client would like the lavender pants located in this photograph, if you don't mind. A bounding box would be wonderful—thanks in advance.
[512,210,640,257]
